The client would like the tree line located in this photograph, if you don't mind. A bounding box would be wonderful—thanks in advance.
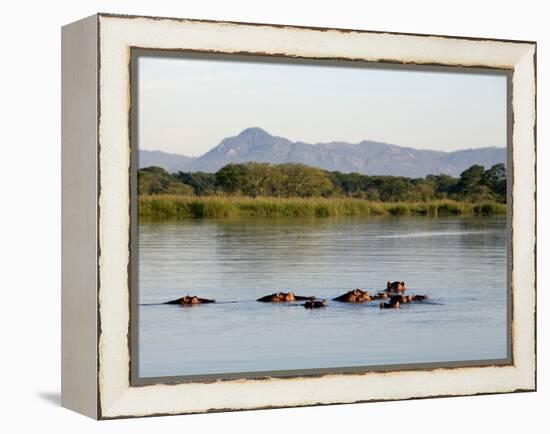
[138,162,506,203]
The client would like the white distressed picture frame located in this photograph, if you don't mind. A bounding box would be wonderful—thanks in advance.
[61,13,536,419]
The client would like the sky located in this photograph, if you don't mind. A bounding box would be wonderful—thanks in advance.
[137,54,508,157]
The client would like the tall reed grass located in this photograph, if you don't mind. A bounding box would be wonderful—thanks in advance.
[138,195,506,219]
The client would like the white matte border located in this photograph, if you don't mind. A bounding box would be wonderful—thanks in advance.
[97,14,536,419]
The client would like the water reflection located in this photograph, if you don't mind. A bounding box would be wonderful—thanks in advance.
[138,216,507,378]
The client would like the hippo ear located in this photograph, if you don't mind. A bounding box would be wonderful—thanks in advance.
[401,281,405,285]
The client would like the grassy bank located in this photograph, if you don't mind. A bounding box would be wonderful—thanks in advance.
[138,195,506,219]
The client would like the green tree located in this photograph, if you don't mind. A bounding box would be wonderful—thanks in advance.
[139,162,506,204]
[138,166,194,195]
[454,165,486,199]
[176,171,217,195]
[426,174,458,198]
[481,163,507,202]
[215,164,251,195]
[279,164,334,197]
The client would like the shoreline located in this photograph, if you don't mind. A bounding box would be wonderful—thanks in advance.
[138,195,506,219]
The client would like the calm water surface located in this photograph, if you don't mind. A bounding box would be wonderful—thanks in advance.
[137,216,507,378]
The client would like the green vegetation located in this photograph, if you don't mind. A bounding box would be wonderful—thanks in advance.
[140,162,507,202]
[138,166,194,195]
[138,195,506,219]
[137,162,507,218]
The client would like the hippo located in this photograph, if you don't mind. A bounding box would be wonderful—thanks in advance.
[304,299,328,309]
[333,289,372,303]
[371,292,389,300]
[165,295,215,305]
[390,294,414,304]
[256,292,315,303]
[385,281,406,294]
[379,300,400,309]
[391,294,429,303]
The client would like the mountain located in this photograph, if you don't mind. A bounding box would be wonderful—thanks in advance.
[139,127,506,178]
[139,150,196,173]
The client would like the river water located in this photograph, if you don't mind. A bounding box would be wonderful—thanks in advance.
[137,216,508,378]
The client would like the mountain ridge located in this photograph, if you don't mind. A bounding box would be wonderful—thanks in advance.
[139,127,506,178]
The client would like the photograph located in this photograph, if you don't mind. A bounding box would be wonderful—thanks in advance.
[1,0,543,429]
[133,52,510,380]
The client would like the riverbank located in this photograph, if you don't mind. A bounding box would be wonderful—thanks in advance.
[138,195,506,218]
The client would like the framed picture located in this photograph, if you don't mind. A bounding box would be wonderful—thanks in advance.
[61,13,536,419]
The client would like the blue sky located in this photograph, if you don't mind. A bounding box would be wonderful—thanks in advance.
[138,55,507,156]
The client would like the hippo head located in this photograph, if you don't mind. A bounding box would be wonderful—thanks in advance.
[271,292,283,301]
[284,292,295,301]
[388,281,406,292]
[347,292,359,302]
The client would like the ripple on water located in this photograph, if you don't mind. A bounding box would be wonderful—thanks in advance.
[137,216,508,378]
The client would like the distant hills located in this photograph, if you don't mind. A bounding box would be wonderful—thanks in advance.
[139,127,506,178]
[138,150,196,174]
